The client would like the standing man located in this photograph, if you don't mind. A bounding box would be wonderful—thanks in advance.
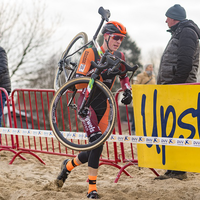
[55,21,133,199]
[0,46,11,127]
[156,4,200,180]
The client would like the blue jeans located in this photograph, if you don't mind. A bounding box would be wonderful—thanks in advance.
[0,92,7,127]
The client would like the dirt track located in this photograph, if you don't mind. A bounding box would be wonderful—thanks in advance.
[1,150,200,200]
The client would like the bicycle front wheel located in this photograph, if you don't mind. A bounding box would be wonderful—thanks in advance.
[49,77,116,151]
[54,32,88,91]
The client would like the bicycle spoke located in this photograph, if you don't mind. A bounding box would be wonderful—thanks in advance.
[50,77,116,151]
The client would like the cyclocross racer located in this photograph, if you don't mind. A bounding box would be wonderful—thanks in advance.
[55,21,133,199]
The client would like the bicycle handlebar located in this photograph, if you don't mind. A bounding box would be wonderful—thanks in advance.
[90,51,139,76]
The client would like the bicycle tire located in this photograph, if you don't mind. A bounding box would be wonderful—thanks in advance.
[49,77,116,151]
[54,32,88,91]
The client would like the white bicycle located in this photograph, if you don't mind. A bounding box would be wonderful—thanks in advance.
[50,7,138,151]
[54,7,110,91]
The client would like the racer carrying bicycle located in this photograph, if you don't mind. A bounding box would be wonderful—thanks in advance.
[55,21,133,199]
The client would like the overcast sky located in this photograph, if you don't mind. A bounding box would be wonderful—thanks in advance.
[3,0,200,65]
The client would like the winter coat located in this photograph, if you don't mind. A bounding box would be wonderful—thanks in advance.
[157,19,200,84]
[135,71,156,85]
[0,46,11,93]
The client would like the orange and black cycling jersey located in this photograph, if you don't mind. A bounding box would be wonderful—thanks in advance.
[76,46,127,89]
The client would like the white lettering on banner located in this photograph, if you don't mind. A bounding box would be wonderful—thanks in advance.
[2,127,200,147]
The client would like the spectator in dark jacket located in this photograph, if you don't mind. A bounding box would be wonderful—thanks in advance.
[0,46,11,127]
[156,4,200,180]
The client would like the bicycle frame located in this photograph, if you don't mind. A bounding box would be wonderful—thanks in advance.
[57,6,138,116]
[54,7,109,92]
[78,72,99,117]
[71,49,139,118]
[62,7,109,63]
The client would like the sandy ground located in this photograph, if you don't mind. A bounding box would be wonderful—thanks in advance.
[1,149,200,200]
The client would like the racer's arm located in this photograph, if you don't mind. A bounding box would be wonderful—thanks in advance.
[118,52,132,105]
[76,48,95,77]
[118,52,131,91]
[120,75,132,105]
[75,48,95,89]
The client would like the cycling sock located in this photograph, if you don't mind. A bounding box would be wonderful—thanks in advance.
[88,175,97,194]
[66,158,79,171]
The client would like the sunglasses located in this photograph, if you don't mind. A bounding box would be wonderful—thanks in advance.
[110,35,124,41]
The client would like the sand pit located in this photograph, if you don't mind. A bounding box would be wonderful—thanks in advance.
[1,149,200,200]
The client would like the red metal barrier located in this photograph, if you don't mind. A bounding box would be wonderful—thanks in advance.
[0,88,12,128]
[114,88,159,181]
[0,87,25,159]
[0,87,158,182]
[9,89,121,168]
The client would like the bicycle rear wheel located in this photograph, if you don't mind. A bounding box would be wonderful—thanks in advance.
[54,32,88,91]
[49,77,116,151]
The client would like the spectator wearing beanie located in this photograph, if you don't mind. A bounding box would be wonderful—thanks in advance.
[156,4,200,180]
[165,4,186,21]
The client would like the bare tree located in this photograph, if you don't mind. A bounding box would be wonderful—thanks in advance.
[0,1,61,87]
[26,53,60,89]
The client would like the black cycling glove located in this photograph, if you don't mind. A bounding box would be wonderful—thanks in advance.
[121,89,132,105]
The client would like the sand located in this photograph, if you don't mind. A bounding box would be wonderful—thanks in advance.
[1,148,200,200]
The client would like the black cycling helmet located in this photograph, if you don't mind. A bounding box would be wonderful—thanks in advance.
[101,21,127,36]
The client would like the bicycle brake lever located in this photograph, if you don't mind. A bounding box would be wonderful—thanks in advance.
[119,64,139,76]
[64,58,74,70]
[58,60,64,70]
